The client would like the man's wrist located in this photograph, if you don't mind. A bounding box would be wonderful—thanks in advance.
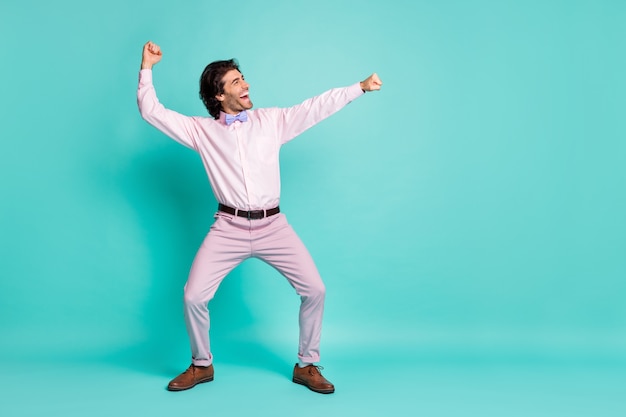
[141,61,153,70]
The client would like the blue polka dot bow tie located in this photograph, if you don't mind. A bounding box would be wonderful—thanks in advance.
[225,111,249,125]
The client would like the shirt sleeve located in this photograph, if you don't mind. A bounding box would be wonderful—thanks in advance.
[276,83,365,145]
[136,69,200,151]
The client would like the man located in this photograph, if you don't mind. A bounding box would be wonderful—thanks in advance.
[137,41,382,394]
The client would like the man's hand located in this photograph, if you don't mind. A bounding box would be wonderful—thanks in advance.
[141,41,162,70]
[360,73,383,92]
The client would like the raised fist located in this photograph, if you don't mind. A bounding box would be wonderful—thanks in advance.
[141,41,162,69]
[360,73,383,92]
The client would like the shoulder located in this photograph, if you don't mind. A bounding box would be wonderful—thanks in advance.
[250,107,279,116]
[191,115,220,124]
[249,107,283,122]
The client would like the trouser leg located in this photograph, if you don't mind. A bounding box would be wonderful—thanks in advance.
[183,215,250,366]
[252,214,326,364]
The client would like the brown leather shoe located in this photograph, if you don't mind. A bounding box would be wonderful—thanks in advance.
[292,364,335,394]
[167,364,214,391]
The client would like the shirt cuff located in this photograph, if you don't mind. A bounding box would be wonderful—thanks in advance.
[139,68,153,84]
[348,82,366,100]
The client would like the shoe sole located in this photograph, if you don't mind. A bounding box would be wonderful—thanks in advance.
[292,377,335,394]
[167,376,214,391]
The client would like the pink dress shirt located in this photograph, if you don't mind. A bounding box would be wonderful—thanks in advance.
[137,69,364,210]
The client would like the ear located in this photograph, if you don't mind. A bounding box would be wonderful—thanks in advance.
[215,93,224,102]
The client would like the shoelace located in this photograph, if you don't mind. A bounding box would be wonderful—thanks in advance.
[308,365,324,375]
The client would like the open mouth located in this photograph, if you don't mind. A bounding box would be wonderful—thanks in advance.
[240,92,250,101]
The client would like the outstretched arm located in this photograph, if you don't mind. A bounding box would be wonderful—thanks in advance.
[360,73,383,92]
[141,41,162,70]
[137,41,199,150]
[276,72,383,144]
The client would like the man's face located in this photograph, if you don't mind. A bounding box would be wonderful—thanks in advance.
[216,69,252,115]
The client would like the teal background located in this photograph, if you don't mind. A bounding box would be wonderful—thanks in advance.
[1,0,625,415]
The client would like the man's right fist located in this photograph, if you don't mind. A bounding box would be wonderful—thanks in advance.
[141,41,162,70]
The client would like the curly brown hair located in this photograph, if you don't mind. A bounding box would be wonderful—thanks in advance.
[199,59,240,119]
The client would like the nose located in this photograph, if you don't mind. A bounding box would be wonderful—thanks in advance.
[242,79,250,89]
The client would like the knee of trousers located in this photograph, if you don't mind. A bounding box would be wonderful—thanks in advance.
[183,287,213,308]
[300,281,326,301]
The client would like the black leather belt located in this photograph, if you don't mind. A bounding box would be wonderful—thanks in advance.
[218,203,280,220]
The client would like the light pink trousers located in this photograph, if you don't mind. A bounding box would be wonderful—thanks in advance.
[183,211,325,367]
